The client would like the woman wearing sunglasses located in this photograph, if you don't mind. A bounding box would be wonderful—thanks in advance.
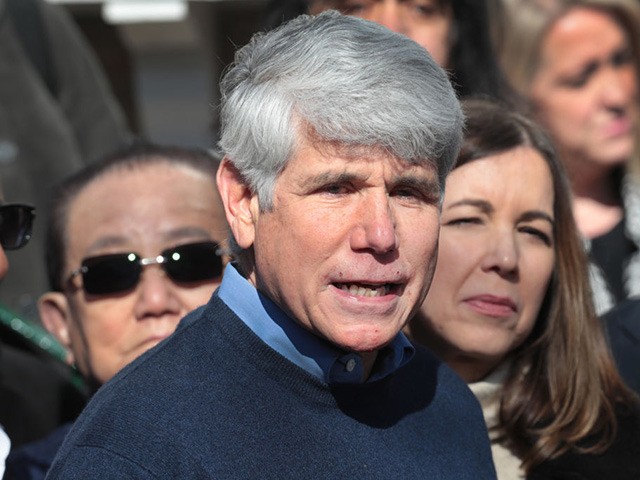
[5,144,229,480]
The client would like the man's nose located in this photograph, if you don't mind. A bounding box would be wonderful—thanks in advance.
[350,194,398,254]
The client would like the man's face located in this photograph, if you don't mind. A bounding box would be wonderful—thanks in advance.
[225,137,441,353]
[41,163,228,385]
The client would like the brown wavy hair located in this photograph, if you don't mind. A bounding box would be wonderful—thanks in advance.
[457,99,637,471]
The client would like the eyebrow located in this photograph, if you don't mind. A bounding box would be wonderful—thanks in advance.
[519,210,554,225]
[301,171,362,190]
[392,175,440,194]
[447,198,554,224]
[302,170,438,192]
[447,198,493,213]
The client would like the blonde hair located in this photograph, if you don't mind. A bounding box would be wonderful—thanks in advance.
[495,0,640,176]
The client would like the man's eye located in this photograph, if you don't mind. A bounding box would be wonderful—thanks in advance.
[393,188,418,199]
[393,189,425,203]
[321,183,351,195]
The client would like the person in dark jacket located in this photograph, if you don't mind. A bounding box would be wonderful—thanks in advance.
[601,297,640,395]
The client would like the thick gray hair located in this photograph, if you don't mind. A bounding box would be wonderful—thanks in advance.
[218,10,463,210]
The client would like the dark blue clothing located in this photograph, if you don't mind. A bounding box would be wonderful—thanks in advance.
[528,405,640,479]
[47,294,496,479]
[601,298,640,395]
[5,423,71,480]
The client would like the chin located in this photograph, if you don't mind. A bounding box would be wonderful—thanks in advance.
[335,328,397,353]
[596,144,635,166]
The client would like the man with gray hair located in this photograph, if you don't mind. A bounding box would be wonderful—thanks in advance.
[47,12,496,479]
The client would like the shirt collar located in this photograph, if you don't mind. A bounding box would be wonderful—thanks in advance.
[217,263,414,384]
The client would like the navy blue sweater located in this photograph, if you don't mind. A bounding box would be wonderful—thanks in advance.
[47,295,496,479]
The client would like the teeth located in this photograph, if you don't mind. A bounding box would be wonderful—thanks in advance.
[338,283,390,297]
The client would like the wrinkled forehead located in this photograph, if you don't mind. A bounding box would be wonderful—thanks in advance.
[64,164,226,255]
[302,134,440,174]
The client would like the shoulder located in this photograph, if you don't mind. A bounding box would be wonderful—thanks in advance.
[401,344,489,431]
[398,344,496,477]
[601,298,640,394]
[48,298,242,475]
[408,343,479,401]
[601,297,640,349]
[602,298,640,332]
[5,423,72,480]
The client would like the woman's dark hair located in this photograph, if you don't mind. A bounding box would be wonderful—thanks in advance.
[262,0,517,102]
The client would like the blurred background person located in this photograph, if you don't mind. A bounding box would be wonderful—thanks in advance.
[5,143,229,480]
[601,296,640,395]
[0,200,34,477]
[0,0,132,322]
[0,198,87,455]
[493,0,640,314]
[406,99,640,479]
[263,0,515,102]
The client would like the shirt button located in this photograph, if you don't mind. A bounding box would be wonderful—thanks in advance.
[346,358,356,372]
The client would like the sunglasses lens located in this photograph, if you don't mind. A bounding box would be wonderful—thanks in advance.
[82,253,141,295]
[164,242,223,283]
[0,205,35,250]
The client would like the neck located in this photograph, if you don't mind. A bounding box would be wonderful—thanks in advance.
[563,153,620,204]
[562,156,624,238]
[446,357,497,383]
[404,318,497,383]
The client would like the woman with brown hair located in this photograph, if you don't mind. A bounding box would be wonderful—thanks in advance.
[493,0,640,314]
[407,99,640,479]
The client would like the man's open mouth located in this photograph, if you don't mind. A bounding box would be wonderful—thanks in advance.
[334,282,399,297]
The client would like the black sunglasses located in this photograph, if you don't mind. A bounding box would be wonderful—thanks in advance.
[67,241,224,295]
[0,204,35,250]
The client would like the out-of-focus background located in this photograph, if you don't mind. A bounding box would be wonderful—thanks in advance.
[49,0,266,147]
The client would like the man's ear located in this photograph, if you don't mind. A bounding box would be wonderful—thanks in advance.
[216,157,258,250]
[39,292,75,366]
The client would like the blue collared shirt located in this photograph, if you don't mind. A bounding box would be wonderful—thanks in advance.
[217,263,414,384]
